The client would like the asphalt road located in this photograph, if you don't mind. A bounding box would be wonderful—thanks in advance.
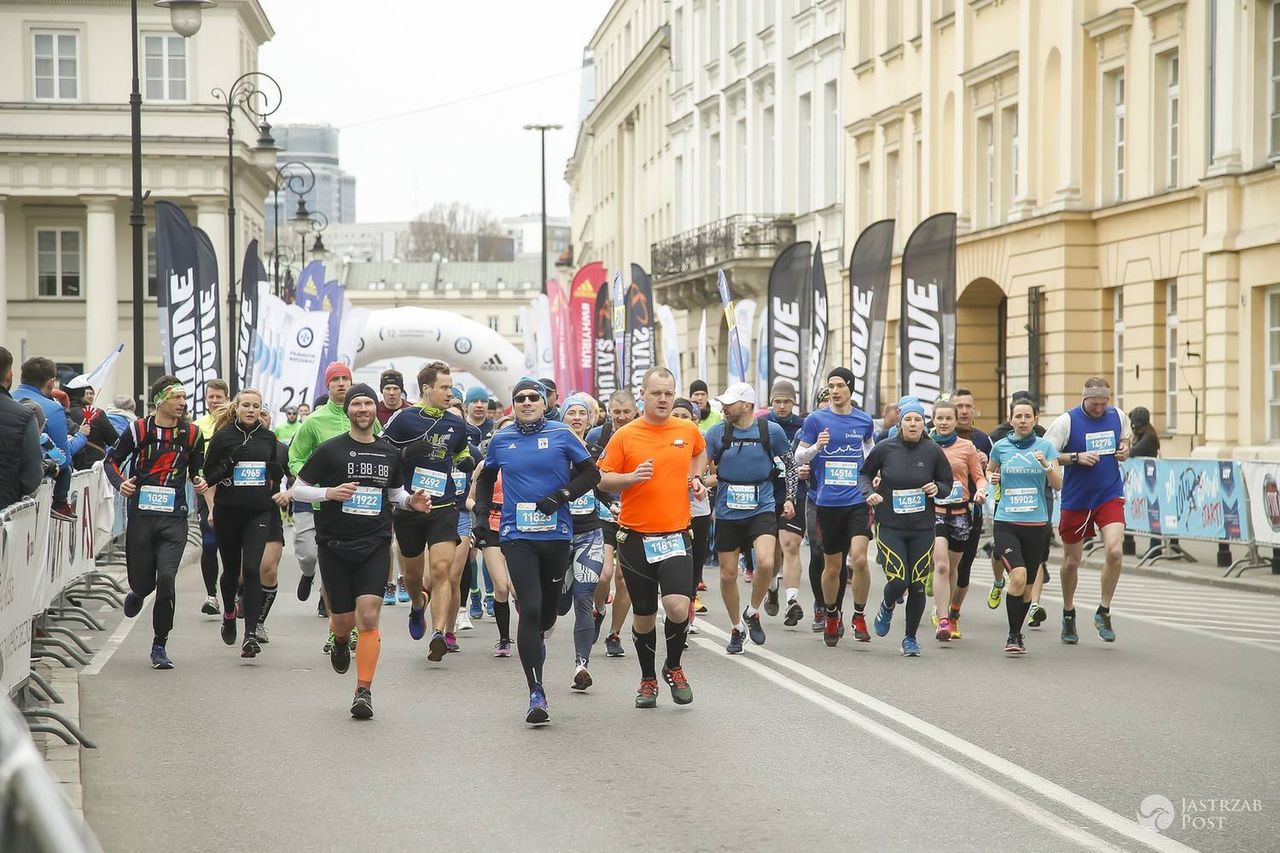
[78,542,1280,853]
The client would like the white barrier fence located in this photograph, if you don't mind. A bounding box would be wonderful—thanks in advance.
[0,466,116,699]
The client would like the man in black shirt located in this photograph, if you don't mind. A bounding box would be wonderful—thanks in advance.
[293,383,431,719]
[105,375,207,670]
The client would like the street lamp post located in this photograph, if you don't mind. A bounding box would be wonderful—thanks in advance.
[212,71,281,393]
[523,123,562,292]
[272,161,315,297]
[295,204,327,272]
[131,0,212,413]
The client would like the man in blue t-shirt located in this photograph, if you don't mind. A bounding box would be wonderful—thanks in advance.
[1044,377,1131,644]
[794,367,877,645]
[704,382,796,652]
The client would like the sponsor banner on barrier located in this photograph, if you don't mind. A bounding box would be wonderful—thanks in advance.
[0,497,39,698]
[1122,458,1251,542]
[1241,461,1280,548]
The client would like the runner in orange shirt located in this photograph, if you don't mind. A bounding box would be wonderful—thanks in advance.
[598,367,708,708]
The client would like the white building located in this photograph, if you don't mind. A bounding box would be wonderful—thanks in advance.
[657,0,845,388]
[501,213,571,262]
[0,0,275,400]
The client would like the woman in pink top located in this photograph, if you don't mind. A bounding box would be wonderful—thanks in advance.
[929,400,989,640]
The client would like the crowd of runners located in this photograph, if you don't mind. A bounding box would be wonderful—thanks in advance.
[98,359,1132,725]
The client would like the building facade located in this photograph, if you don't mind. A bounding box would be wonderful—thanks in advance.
[842,0,1280,458]
[264,123,356,246]
[0,0,275,401]
[501,213,571,262]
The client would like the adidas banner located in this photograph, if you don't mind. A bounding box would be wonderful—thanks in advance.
[848,220,894,415]
[898,213,956,415]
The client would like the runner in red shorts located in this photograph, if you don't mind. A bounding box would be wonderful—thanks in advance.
[1044,377,1131,644]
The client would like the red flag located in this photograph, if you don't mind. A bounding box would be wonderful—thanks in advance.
[569,262,607,397]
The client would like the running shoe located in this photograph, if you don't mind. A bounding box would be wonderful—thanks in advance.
[51,502,77,522]
[123,592,142,618]
[469,593,484,620]
[662,664,693,705]
[349,628,359,652]
[1061,612,1079,645]
[572,664,593,691]
[687,621,700,634]
[383,585,396,606]
[322,631,335,655]
[950,617,962,640]
[296,574,313,602]
[935,617,952,642]
[396,577,410,603]
[744,568,754,583]
[330,639,351,674]
[726,628,745,655]
[351,687,373,720]
[743,609,766,646]
[874,603,893,638]
[697,580,708,592]
[526,686,550,725]
[317,598,328,618]
[852,612,871,643]
[149,643,173,670]
[494,639,512,657]
[220,615,237,646]
[1005,633,1027,655]
[457,608,474,631]
[823,612,840,647]
[241,635,260,659]
[255,622,269,643]
[635,678,659,709]
[408,606,427,640]
[428,630,448,661]
[987,579,1005,609]
[764,586,780,617]
[200,595,219,616]
[1094,610,1116,642]
[1029,603,1048,628]
[484,596,495,617]
[605,633,625,658]
[445,632,460,653]
[693,596,708,614]
[901,636,922,657]
[593,608,606,643]
[784,599,804,627]
[811,610,825,633]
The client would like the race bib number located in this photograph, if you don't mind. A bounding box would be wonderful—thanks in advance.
[569,492,595,515]
[411,467,448,497]
[232,462,266,487]
[342,486,383,516]
[515,502,557,532]
[1002,487,1039,513]
[892,489,926,514]
[934,481,965,506]
[825,461,859,487]
[1085,431,1117,455]
[642,533,686,564]
[451,471,467,493]
[724,484,758,511]
[138,485,176,512]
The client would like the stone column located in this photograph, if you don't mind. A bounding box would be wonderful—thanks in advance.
[1009,0,1037,219]
[81,195,118,401]
[1206,0,1244,176]
[1051,0,1085,208]
[0,196,8,345]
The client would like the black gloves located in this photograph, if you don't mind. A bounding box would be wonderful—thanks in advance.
[535,488,571,517]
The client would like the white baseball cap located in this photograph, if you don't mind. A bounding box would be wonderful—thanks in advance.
[715,382,757,406]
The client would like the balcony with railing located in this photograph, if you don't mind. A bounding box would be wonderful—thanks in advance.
[650,214,796,278]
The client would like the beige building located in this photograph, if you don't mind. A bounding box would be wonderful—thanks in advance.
[0,0,275,401]
[842,0,1280,458]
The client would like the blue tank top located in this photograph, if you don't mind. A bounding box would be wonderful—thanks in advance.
[1060,406,1124,510]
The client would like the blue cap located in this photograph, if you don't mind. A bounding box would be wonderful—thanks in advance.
[562,393,593,415]
[450,384,464,402]
[512,377,547,402]
[897,395,926,420]
[464,386,488,405]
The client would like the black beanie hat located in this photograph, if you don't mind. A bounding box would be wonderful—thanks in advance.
[689,379,708,394]
[512,377,548,402]
[827,367,855,387]
[343,383,377,414]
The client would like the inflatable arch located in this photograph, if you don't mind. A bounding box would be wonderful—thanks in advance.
[353,307,528,401]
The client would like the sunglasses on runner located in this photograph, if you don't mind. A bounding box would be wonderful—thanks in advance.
[513,393,541,404]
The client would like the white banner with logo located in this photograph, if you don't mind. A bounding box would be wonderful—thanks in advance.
[1,493,40,697]
[1242,461,1280,547]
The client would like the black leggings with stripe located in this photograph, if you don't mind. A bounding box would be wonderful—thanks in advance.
[876,525,934,640]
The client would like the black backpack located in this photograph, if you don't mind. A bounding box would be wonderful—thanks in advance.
[711,417,774,484]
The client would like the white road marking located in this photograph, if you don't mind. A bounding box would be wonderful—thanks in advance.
[695,623,1198,853]
[1039,593,1280,652]
[82,597,152,676]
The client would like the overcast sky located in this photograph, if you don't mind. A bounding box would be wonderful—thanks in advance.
[258,0,614,224]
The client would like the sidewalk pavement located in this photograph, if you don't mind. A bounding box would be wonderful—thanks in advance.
[1063,536,1280,596]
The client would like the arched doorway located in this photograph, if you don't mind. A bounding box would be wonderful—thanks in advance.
[956,277,1007,417]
